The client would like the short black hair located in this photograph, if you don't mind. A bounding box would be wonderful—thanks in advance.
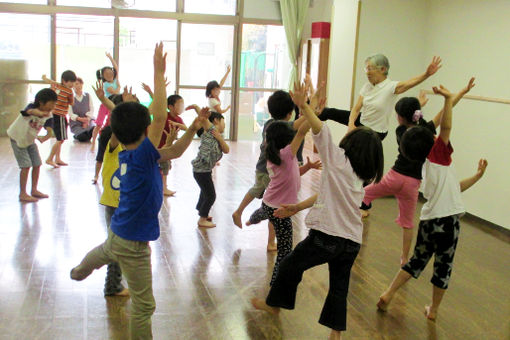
[61,70,77,83]
[34,88,57,107]
[110,102,151,145]
[167,94,183,106]
[205,81,220,98]
[400,125,435,162]
[268,90,294,120]
[339,127,384,184]
[395,97,426,126]
[209,111,224,123]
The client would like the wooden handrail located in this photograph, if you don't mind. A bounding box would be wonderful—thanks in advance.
[422,89,510,105]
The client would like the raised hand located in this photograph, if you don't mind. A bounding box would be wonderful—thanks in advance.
[274,204,299,218]
[309,81,326,113]
[164,77,171,87]
[226,65,231,73]
[105,51,113,60]
[426,56,442,77]
[185,104,201,114]
[92,80,105,100]
[290,81,308,108]
[153,42,167,75]
[476,158,488,178]
[418,90,429,107]
[462,77,476,94]
[432,85,452,98]
[141,82,153,96]
[191,107,210,131]
[305,156,322,170]
[122,86,138,103]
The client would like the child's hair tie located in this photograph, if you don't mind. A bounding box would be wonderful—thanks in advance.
[412,110,423,122]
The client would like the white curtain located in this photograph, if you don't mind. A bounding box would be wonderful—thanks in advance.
[280,0,310,90]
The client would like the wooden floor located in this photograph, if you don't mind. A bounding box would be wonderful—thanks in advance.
[0,136,509,340]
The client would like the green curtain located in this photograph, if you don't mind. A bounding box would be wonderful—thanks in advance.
[280,0,310,90]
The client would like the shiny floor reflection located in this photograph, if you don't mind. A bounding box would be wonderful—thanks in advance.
[0,136,509,340]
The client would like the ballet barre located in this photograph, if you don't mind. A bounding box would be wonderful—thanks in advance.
[422,89,510,105]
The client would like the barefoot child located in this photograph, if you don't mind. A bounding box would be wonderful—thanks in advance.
[192,112,230,228]
[377,84,488,321]
[206,65,231,114]
[246,120,315,285]
[71,43,208,339]
[360,78,476,265]
[41,71,76,167]
[251,82,384,340]
[232,90,310,251]
[7,88,57,202]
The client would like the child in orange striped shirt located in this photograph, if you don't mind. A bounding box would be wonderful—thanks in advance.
[41,70,76,167]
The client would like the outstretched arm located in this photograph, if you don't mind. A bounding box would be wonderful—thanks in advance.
[159,108,210,161]
[290,82,323,134]
[432,85,453,144]
[92,81,115,111]
[460,159,488,192]
[394,56,442,94]
[273,194,318,218]
[147,42,168,147]
[290,121,310,156]
[299,156,322,176]
[41,74,60,86]
[219,65,231,88]
[432,77,475,128]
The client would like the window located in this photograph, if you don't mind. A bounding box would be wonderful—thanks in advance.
[56,14,114,110]
[119,17,177,106]
[184,0,236,15]
[0,14,51,80]
[238,24,291,140]
[57,0,111,8]
[180,23,234,87]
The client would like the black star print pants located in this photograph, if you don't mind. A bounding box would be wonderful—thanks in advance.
[402,215,461,289]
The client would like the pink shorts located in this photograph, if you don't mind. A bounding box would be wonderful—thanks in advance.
[362,169,421,229]
[96,104,110,128]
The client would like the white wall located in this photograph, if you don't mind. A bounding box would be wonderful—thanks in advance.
[422,0,510,228]
[324,0,358,139]
[327,0,510,228]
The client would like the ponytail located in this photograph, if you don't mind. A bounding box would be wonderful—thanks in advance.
[265,139,282,166]
[263,121,295,167]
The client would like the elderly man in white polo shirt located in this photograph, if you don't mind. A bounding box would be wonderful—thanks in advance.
[319,54,442,140]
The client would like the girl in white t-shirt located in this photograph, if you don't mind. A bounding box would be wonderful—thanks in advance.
[7,88,57,202]
[251,82,384,340]
[206,65,231,114]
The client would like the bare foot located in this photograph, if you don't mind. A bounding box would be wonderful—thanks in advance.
[360,209,370,218]
[424,305,437,321]
[400,256,408,266]
[92,177,98,184]
[376,295,390,311]
[19,193,38,203]
[163,188,176,196]
[267,244,277,252]
[90,146,95,153]
[251,298,280,315]
[232,211,243,229]
[198,218,216,228]
[114,288,130,297]
[245,220,252,226]
[31,190,49,199]
[46,160,59,168]
[56,160,68,166]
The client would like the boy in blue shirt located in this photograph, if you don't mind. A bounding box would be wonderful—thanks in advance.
[70,43,209,339]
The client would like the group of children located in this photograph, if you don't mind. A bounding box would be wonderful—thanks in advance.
[6,42,488,339]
